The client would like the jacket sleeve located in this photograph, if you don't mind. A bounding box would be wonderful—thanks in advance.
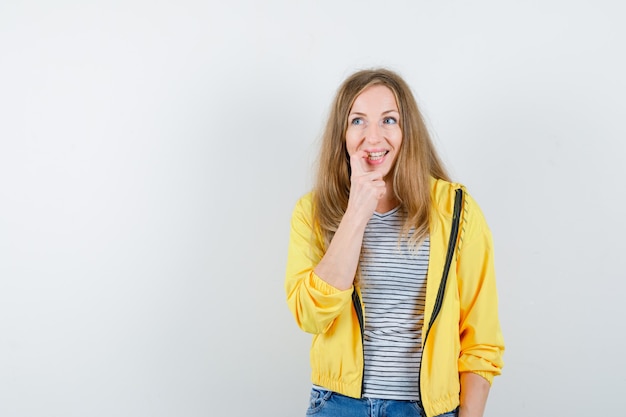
[456,192,505,384]
[285,195,354,334]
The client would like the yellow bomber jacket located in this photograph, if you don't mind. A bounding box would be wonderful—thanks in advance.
[285,178,504,417]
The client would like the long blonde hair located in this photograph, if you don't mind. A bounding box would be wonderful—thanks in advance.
[313,68,450,249]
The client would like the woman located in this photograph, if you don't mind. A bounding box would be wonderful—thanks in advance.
[285,68,504,417]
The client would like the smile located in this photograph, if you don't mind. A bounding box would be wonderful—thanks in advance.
[367,151,389,161]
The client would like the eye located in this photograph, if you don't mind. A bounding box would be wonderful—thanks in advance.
[383,117,398,125]
[350,117,364,126]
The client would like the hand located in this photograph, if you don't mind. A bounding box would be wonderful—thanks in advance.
[311,151,384,290]
[345,151,386,222]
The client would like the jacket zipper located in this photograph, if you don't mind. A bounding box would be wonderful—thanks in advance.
[417,188,464,417]
[352,290,365,397]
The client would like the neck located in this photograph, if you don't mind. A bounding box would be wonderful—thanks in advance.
[376,188,399,213]
[376,175,400,213]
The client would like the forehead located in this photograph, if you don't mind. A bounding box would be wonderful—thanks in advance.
[350,84,399,113]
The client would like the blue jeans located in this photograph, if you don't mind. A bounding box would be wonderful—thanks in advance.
[306,387,459,417]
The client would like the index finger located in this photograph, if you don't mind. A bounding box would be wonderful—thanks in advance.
[349,150,368,176]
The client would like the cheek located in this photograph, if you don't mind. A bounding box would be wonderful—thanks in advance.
[393,131,403,148]
[344,131,359,152]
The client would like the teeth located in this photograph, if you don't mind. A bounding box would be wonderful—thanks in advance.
[368,151,387,160]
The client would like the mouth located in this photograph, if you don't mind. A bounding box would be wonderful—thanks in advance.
[367,150,389,161]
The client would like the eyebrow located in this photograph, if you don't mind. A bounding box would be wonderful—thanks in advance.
[349,110,400,116]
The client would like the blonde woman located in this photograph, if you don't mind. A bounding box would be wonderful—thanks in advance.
[285,69,504,417]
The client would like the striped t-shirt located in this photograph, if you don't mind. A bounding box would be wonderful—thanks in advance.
[359,206,429,401]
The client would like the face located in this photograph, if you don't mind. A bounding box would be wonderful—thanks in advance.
[345,84,402,180]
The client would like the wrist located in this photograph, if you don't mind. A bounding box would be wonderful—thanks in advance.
[343,206,372,229]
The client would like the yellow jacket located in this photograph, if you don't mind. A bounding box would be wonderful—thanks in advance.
[285,178,504,417]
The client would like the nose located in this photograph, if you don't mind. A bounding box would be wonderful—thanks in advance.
[365,123,382,144]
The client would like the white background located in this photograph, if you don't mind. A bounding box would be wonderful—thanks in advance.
[1,1,625,416]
